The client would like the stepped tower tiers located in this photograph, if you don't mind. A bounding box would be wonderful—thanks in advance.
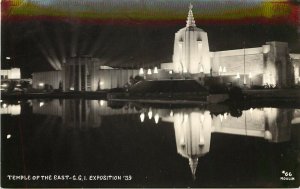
[172,3,211,74]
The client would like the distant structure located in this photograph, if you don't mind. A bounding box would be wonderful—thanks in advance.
[1,68,32,91]
[32,4,300,90]
[290,53,300,84]
[32,56,139,91]
[1,68,21,80]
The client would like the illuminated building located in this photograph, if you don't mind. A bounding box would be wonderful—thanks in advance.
[162,4,298,88]
[172,3,210,74]
[33,56,140,91]
[1,68,32,91]
[31,4,300,91]
[0,68,21,79]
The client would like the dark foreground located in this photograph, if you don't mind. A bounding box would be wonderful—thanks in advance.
[1,99,299,188]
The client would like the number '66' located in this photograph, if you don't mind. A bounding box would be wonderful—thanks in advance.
[284,172,292,176]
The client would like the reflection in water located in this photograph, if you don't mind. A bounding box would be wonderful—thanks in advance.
[164,108,294,178]
[32,99,139,128]
[12,99,297,179]
[1,102,21,115]
[172,111,212,179]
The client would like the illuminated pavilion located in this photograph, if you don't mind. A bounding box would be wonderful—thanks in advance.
[32,4,300,91]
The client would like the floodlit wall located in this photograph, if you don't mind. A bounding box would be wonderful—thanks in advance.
[209,42,294,87]
[290,53,300,84]
[92,69,139,90]
[1,68,21,79]
[210,47,264,76]
[63,57,102,91]
[32,71,62,89]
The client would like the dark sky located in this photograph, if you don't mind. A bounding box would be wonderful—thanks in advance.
[2,0,300,77]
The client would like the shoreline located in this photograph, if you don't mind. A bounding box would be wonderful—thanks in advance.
[1,89,300,105]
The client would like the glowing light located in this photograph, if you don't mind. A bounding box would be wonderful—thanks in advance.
[147,69,152,75]
[6,134,11,139]
[199,65,204,73]
[169,70,173,74]
[183,114,189,123]
[2,103,7,108]
[249,72,252,79]
[6,57,11,60]
[224,113,228,120]
[10,105,21,115]
[170,110,174,117]
[263,45,270,54]
[218,66,222,75]
[70,87,74,91]
[200,114,205,123]
[153,67,158,74]
[180,136,185,146]
[199,136,205,145]
[223,66,227,73]
[178,42,183,49]
[38,82,45,87]
[264,130,272,141]
[0,100,2,102]
[140,113,145,122]
[154,113,159,124]
[220,114,223,122]
[139,68,144,75]
[148,110,153,119]
[16,84,21,87]
[236,73,240,79]
[1,83,8,87]
[183,67,188,73]
[99,81,104,85]
[197,41,202,49]
[39,102,44,107]
[100,100,105,106]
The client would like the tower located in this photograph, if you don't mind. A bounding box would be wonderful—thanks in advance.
[172,3,211,74]
[173,111,212,179]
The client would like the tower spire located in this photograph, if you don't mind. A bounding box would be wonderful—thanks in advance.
[186,3,196,27]
[189,158,198,180]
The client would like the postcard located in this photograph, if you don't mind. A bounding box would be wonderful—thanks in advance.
[1,0,300,188]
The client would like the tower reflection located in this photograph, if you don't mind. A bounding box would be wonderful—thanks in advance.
[29,99,296,179]
[173,111,211,179]
[162,107,294,179]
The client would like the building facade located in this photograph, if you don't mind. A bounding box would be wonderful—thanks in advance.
[0,68,21,79]
[163,4,297,88]
[31,4,299,91]
[32,56,140,91]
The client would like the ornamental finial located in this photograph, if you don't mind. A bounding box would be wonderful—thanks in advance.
[186,3,196,27]
[189,3,193,10]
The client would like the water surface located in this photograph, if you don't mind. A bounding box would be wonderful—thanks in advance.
[1,99,299,188]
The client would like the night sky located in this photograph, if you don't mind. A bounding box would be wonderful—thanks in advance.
[2,0,300,77]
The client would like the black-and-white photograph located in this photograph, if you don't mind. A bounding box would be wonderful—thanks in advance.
[1,0,300,188]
